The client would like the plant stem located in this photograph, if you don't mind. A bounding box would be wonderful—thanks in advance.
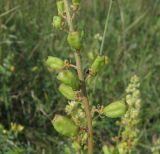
[63,0,93,154]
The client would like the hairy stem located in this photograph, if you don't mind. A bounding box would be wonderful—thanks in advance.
[63,0,93,153]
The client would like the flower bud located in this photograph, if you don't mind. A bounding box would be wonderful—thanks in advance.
[104,101,127,118]
[46,56,64,71]
[56,1,65,15]
[57,70,79,89]
[58,84,76,100]
[52,115,78,137]
[67,32,81,49]
[91,55,109,74]
[52,16,63,29]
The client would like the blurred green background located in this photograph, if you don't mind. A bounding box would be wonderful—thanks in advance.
[0,0,160,153]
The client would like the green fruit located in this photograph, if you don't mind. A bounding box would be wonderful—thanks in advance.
[57,70,79,89]
[72,0,80,5]
[72,0,80,10]
[104,101,127,118]
[58,84,76,100]
[46,56,64,71]
[91,55,109,74]
[67,32,81,49]
[56,1,65,15]
[102,145,111,154]
[52,115,78,137]
[102,145,117,154]
[52,16,63,29]
[0,124,4,134]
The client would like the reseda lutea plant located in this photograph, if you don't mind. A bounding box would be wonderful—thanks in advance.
[46,0,128,154]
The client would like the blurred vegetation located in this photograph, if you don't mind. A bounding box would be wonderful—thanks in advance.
[0,0,160,153]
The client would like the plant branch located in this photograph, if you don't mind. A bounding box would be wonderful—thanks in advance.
[63,0,93,153]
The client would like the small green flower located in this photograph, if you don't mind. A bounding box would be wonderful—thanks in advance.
[52,115,78,137]
[104,101,127,118]
[58,84,76,100]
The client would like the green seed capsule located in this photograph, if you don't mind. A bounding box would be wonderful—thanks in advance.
[56,1,65,15]
[67,32,81,49]
[52,115,78,137]
[72,0,80,10]
[58,84,76,100]
[46,56,64,71]
[72,0,80,5]
[104,101,127,118]
[57,70,79,89]
[52,16,63,29]
[91,55,109,74]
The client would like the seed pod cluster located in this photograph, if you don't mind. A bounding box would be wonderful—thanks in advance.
[103,101,127,118]
[46,56,64,71]
[52,115,78,137]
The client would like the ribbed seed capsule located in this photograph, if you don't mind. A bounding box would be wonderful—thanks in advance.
[56,1,65,15]
[52,16,63,29]
[91,55,109,74]
[72,0,80,5]
[67,32,81,50]
[52,115,78,137]
[72,0,80,10]
[104,101,127,118]
[58,84,76,100]
[46,56,64,71]
[57,70,79,89]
